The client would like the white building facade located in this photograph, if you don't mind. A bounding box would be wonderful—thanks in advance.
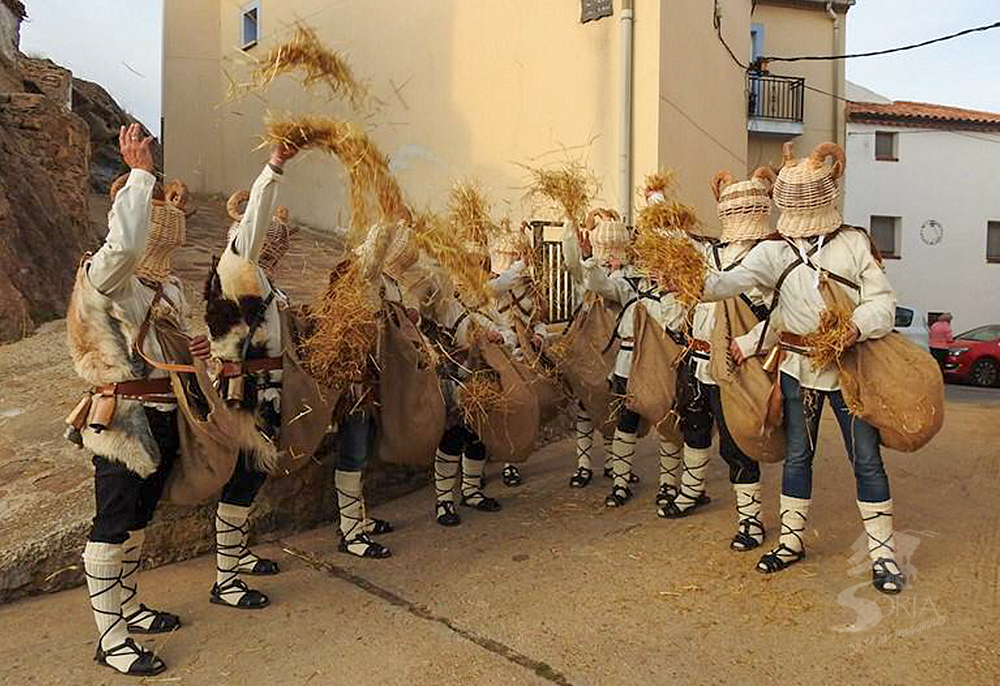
[844,84,1000,332]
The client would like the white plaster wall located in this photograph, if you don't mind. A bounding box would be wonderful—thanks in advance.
[844,122,1000,331]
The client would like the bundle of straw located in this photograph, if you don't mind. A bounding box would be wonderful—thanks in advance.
[633,229,707,308]
[801,305,857,371]
[642,168,676,197]
[234,24,367,107]
[301,262,381,393]
[523,162,596,226]
[262,114,405,241]
[409,210,491,305]
[448,181,494,248]
[635,198,700,235]
[457,369,506,428]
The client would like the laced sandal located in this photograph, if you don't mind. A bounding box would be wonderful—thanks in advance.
[436,501,461,527]
[756,544,805,574]
[656,492,711,519]
[604,485,633,508]
[210,578,270,609]
[501,465,523,487]
[872,557,906,595]
[569,467,593,488]
[655,484,679,508]
[94,638,166,677]
[124,603,181,634]
[603,467,639,484]
[461,491,502,512]
[339,533,392,559]
[365,518,394,536]
[730,518,766,552]
[236,551,280,576]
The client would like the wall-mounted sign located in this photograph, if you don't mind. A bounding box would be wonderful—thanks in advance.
[582,0,613,23]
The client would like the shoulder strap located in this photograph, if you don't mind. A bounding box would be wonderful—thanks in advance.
[134,284,198,374]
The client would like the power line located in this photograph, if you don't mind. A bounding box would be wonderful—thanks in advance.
[760,19,1000,64]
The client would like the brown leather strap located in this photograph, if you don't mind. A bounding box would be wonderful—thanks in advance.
[219,357,283,378]
[780,332,808,347]
[94,378,176,402]
[134,284,199,374]
[691,339,711,354]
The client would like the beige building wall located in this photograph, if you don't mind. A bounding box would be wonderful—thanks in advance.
[747,1,845,172]
[163,1,750,231]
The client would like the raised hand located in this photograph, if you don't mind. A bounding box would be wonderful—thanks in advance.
[119,123,154,173]
[188,335,212,361]
[269,143,298,169]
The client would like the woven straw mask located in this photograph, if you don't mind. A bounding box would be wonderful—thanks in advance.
[487,223,527,274]
[383,221,420,281]
[712,166,775,243]
[773,142,845,238]
[589,217,632,264]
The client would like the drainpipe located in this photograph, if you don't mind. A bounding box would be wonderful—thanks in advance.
[620,0,635,224]
[826,1,844,147]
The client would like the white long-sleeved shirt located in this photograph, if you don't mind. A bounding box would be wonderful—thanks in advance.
[488,260,548,344]
[702,229,896,391]
[580,259,686,378]
[691,239,775,386]
[86,168,187,380]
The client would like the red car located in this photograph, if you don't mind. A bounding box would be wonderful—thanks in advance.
[944,325,1000,387]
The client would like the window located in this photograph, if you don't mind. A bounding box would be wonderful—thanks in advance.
[988,221,1000,262]
[875,131,898,161]
[870,215,901,259]
[895,307,914,328]
[750,24,765,63]
[241,2,259,50]
[957,326,1000,343]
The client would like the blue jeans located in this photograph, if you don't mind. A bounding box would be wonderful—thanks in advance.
[781,372,890,503]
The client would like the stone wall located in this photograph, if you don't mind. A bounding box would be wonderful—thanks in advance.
[18,55,72,108]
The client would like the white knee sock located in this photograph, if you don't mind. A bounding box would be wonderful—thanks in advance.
[575,410,595,470]
[610,429,637,490]
[673,445,710,511]
[602,434,613,472]
[733,482,764,547]
[119,529,159,629]
[434,450,460,504]
[84,541,147,673]
[461,455,487,504]
[215,502,253,605]
[858,499,903,589]
[778,494,811,555]
[335,470,365,542]
[658,440,682,492]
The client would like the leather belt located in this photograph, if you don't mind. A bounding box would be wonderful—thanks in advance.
[691,339,711,354]
[219,357,283,378]
[779,332,811,355]
[93,378,176,402]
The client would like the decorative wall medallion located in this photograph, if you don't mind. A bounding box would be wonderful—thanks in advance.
[920,219,943,246]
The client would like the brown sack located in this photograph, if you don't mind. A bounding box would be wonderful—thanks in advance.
[276,307,338,474]
[512,318,568,424]
[468,341,540,464]
[559,296,618,439]
[821,281,945,452]
[709,299,785,463]
[376,303,446,467]
[625,303,684,430]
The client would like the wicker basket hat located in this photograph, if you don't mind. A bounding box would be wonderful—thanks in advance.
[773,142,845,238]
[110,174,188,283]
[383,220,420,281]
[487,221,527,274]
[588,211,631,264]
[712,166,776,242]
[227,189,298,279]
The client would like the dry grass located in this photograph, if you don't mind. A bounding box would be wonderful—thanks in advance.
[300,262,380,394]
[409,210,491,306]
[261,114,405,242]
[801,305,856,371]
[642,168,677,197]
[633,228,706,308]
[456,369,506,428]
[232,24,367,107]
[447,181,495,248]
[523,162,597,226]
[635,198,700,235]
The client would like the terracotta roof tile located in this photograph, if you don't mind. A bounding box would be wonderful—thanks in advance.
[847,99,1000,131]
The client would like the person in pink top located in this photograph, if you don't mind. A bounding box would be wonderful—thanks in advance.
[929,312,955,369]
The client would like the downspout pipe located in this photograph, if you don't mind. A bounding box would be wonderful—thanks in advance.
[620,0,635,224]
[826,1,843,147]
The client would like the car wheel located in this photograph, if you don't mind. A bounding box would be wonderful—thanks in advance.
[971,359,1000,387]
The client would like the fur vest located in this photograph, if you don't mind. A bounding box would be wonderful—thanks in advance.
[65,264,187,477]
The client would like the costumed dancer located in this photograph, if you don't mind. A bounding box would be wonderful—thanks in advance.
[698,142,904,593]
[66,125,207,676]
[203,144,301,608]
[573,215,686,508]
[659,168,778,550]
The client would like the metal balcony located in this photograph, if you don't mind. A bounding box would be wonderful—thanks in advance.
[747,73,805,136]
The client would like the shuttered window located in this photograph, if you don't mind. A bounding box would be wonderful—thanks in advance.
[987,221,1000,262]
[871,215,901,259]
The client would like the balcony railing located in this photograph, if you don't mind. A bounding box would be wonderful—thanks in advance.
[747,73,805,123]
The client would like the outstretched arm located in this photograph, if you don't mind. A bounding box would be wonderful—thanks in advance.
[230,145,296,262]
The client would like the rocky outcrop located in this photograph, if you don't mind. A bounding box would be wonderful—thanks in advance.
[71,76,163,193]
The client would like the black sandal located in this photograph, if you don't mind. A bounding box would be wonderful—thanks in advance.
[501,465,523,487]
[604,467,639,484]
[238,555,280,576]
[872,558,906,595]
[339,533,392,559]
[461,492,502,512]
[210,578,270,609]
[124,603,182,634]
[730,518,766,552]
[604,485,633,508]
[569,467,593,488]
[756,544,805,574]
[655,484,678,508]
[94,638,167,677]
[367,518,395,535]
[436,501,461,527]
[656,492,711,519]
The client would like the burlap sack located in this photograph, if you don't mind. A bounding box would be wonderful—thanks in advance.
[709,299,785,463]
[822,281,944,452]
[467,341,540,464]
[376,303,446,467]
[625,303,684,430]
[276,307,338,474]
[559,296,618,439]
[512,318,568,424]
